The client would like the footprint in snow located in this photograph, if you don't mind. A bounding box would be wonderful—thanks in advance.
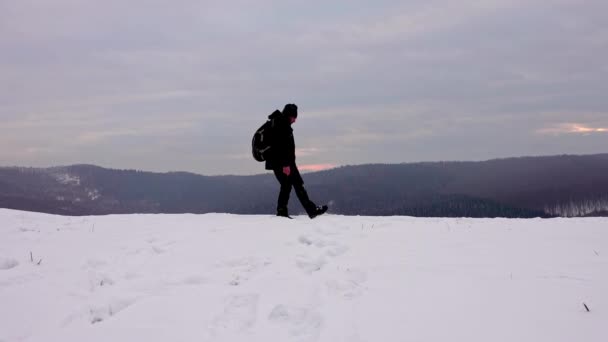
[268,304,323,342]
[125,245,168,256]
[298,235,335,248]
[88,272,115,290]
[160,274,209,288]
[150,245,167,254]
[210,294,259,335]
[296,255,326,274]
[181,275,208,285]
[0,257,19,270]
[217,257,271,286]
[324,245,349,257]
[325,268,368,299]
[88,297,137,324]
[298,235,315,246]
[83,258,107,269]
[297,235,349,260]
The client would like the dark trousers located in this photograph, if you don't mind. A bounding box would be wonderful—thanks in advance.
[273,164,315,214]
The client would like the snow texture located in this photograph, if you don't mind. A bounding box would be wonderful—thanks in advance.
[52,173,81,186]
[86,189,101,201]
[0,209,606,342]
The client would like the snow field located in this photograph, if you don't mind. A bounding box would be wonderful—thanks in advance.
[0,209,606,342]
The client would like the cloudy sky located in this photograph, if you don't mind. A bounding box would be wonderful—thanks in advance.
[1,0,607,175]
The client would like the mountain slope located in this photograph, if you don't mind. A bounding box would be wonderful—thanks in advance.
[1,153,608,217]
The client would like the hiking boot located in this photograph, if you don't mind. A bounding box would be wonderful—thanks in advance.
[308,205,328,219]
[276,208,293,219]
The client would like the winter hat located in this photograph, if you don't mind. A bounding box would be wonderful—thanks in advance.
[283,103,298,118]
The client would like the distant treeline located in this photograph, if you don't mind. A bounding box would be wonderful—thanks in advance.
[2,153,608,218]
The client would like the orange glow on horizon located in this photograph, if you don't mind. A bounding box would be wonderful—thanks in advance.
[299,164,337,172]
[538,123,608,135]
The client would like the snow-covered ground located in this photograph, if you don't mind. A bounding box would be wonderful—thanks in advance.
[1,209,606,342]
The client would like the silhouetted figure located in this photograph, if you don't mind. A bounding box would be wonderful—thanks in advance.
[265,104,328,219]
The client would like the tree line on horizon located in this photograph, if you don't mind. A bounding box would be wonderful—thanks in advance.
[1,154,608,218]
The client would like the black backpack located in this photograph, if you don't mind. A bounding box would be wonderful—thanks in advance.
[251,111,279,162]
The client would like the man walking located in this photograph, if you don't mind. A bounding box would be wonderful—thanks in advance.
[265,104,328,219]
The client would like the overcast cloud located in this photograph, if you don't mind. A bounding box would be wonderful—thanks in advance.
[1,0,607,175]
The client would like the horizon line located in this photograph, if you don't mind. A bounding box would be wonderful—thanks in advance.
[2,152,607,177]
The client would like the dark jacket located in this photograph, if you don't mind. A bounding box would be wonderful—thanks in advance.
[265,110,296,170]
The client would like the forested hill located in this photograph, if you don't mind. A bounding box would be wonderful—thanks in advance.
[2,154,608,217]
